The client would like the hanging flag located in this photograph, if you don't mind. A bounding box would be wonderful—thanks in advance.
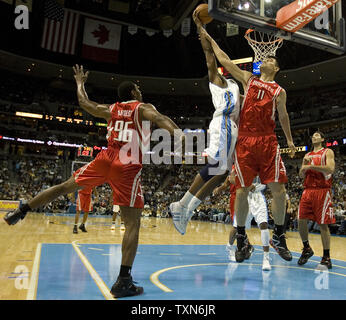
[82,17,122,63]
[146,30,156,37]
[108,0,129,14]
[15,0,32,11]
[163,29,172,38]
[181,17,190,37]
[226,23,239,37]
[128,25,137,35]
[41,0,80,55]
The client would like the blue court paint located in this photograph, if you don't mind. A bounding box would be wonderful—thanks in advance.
[37,244,346,300]
[36,244,105,300]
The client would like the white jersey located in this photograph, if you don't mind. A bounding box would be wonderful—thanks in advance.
[205,79,240,168]
[233,176,268,229]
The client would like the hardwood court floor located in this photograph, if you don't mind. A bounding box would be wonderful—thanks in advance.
[0,212,345,300]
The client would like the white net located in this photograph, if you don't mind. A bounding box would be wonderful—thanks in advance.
[244,29,283,62]
[71,161,89,176]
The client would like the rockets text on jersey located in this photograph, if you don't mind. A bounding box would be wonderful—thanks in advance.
[239,76,282,135]
[304,148,332,189]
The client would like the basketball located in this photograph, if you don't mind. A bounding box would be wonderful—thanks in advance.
[194,4,213,25]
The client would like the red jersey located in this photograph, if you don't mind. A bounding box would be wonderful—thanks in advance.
[303,148,332,189]
[230,183,236,195]
[239,76,282,135]
[106,100,150,164]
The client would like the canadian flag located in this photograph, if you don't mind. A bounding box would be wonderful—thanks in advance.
[82,17,122,64]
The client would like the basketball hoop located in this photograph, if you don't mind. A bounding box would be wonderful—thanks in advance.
[244,29,283,63]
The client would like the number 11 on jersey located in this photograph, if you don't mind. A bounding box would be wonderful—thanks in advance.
[257,90,265,100]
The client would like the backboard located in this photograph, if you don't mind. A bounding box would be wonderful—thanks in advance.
[208,0,345,54]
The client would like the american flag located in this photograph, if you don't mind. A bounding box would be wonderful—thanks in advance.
[41,0,80,55]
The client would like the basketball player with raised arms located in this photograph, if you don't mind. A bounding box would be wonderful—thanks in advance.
[4,65,185,298]
[200,28,296,262]
[297,131,335,269]
[169,11,243,242]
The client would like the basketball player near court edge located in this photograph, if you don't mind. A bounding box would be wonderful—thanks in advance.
[4,64,186,299]
[297,131,336,269]
[199,27,296,263]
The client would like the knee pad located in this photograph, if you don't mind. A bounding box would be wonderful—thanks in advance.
[199,161,227,182]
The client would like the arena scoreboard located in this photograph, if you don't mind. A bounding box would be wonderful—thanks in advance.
[77,146,93,157]
[218,57,253,79]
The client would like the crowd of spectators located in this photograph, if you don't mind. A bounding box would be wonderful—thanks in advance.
[0,71,345,234]
[1,150,344,234]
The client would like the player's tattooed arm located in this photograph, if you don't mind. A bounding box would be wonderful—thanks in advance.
[140,104,182,136]
[199,28,252,89]
[140,103,185,151]
[73,65,111,121]
[193,11,224,87]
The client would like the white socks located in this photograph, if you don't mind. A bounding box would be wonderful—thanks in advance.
[187,196,202,213]
[179,191,194,208]
[261,229,270,247]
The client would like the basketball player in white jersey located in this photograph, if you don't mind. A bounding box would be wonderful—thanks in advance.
[170,11,242,237]
[215,173,271,270]
[111,204,125,231]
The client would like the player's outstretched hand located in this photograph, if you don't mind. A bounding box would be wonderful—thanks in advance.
[73,64,89,84]
[213,187,222,196]
[192,10,203,29]
[288,141,296,158]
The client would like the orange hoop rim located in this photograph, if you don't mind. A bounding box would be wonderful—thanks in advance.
[244,29,283,45]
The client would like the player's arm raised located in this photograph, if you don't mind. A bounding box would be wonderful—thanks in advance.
[276,89,296,158]
[140,103,184,139]
[73,65,111,122]
[193,12,224,87]
[199,28,252,89]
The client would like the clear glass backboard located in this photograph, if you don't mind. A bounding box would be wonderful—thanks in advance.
[208,0,345,54]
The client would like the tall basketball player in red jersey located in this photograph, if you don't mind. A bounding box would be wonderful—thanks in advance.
[297,131,335,269]
[4,65,184,298]
[200,28,296,262]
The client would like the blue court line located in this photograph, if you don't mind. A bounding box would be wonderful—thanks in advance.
[37,244,346,300]
[36,244,106,300]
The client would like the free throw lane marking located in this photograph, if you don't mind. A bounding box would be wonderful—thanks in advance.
[72,241,115,300]
[27,243,42,300]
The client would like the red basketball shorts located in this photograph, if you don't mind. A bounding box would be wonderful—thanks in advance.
[73,148,144,209]
[229,193,236,222]
[298,188,335,225]
[76,188,93,213]
[234,134,288,188]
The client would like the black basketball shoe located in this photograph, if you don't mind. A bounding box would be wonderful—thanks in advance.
[4,207,27,226]
[73,225,78,234]
[110,276,144,298]
[235,233,252,263]
[320,256,332,269]
[270,233,292,261]
[245,243,254,260]
[79,223,87,232]
[298,246,314,265]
